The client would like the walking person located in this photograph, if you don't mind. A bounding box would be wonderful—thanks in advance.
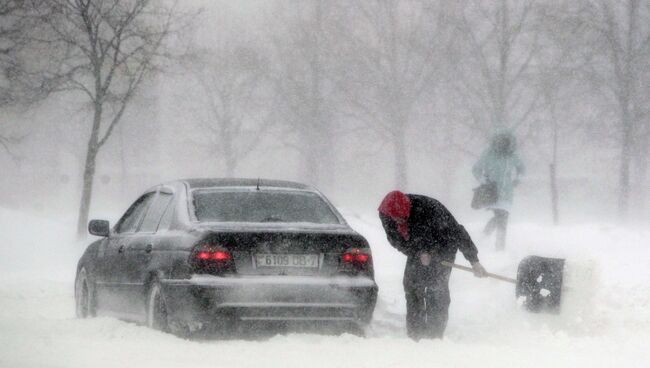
[378,191,487,340]
[472,131,525,251]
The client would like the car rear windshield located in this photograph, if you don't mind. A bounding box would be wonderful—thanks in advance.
[193,190,342,224]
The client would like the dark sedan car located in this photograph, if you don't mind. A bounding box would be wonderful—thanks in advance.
[75,178,378,336]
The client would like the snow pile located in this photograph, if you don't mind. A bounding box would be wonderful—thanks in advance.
[1,207,649,367]
[560,258,599,331]
[0,208,80,282]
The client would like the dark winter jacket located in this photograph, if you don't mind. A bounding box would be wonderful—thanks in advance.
[380,194,479,288]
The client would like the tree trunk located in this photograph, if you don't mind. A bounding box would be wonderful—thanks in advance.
[494,0,509,130]
[618,112,633,221]
[633,134,648,217]
[550,106,560,225]
[76,104,102,238]
[119,121,127,197]
[550,163,559,226]
[76,144,98,238]
[617,0,638,221]
[308,0,334,190]
[637,158,648,217]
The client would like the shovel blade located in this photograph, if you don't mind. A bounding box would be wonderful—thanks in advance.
[516,256,565,313]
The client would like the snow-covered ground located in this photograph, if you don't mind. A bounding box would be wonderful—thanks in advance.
[1,207,649,368]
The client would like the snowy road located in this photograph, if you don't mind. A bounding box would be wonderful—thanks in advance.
[1,208,649,367]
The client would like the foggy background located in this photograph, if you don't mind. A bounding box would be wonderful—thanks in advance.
[2,0,649,231]
[2,2,650,367]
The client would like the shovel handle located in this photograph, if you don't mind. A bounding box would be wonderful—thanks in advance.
[440,261,517,284]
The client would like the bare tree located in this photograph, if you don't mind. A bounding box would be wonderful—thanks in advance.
[575,0,650,219]
[534,1,589,225]
[0,0,52,157]
[333,0,454,189]
[268,0,338,188]
[0,1,28,111]
[452,0,543,137]
[34,0,180,237]
[184,46,272,176]
[632,63,650,216]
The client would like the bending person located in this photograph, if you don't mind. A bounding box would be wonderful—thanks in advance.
[378,191,487,340]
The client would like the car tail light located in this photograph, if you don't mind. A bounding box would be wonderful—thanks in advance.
[190,244,236,275]
[339,247,372,274]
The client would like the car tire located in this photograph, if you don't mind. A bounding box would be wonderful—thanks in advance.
[146,281,170,332]
[75,267,96,318]
[345,323,366,337]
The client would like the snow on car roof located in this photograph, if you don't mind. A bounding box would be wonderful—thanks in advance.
[181,178,313,191]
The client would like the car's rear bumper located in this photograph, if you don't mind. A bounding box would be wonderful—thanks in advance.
[161,275,378,328]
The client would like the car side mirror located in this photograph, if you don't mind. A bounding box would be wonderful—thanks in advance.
[88,219,110,237]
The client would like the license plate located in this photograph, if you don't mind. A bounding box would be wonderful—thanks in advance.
[255,254,319,268]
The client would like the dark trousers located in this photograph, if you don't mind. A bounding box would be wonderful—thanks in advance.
[404,265,451,340]
[484,209,509,250]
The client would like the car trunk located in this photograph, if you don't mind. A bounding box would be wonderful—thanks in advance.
[199,228,369,276]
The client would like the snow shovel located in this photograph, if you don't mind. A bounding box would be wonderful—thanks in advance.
[441,255,565,313]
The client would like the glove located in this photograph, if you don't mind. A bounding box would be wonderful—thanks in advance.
[419,252,431,266]
[471,261,488,278]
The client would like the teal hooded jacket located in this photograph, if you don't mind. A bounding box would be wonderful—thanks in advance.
[472,132,525,211]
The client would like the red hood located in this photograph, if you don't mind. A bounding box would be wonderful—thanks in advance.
[378,191,412,220]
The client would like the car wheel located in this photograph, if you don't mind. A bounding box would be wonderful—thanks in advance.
[344,323,366,337]
[75,267,96,318]
[146,281,169,332]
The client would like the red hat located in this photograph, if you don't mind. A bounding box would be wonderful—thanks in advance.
[378,191,412,220]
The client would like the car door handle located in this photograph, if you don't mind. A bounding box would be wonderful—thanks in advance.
[145,244,153,253]
[118,245,126,254]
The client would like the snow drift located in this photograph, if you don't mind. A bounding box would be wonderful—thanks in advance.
[1,207,649,367]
